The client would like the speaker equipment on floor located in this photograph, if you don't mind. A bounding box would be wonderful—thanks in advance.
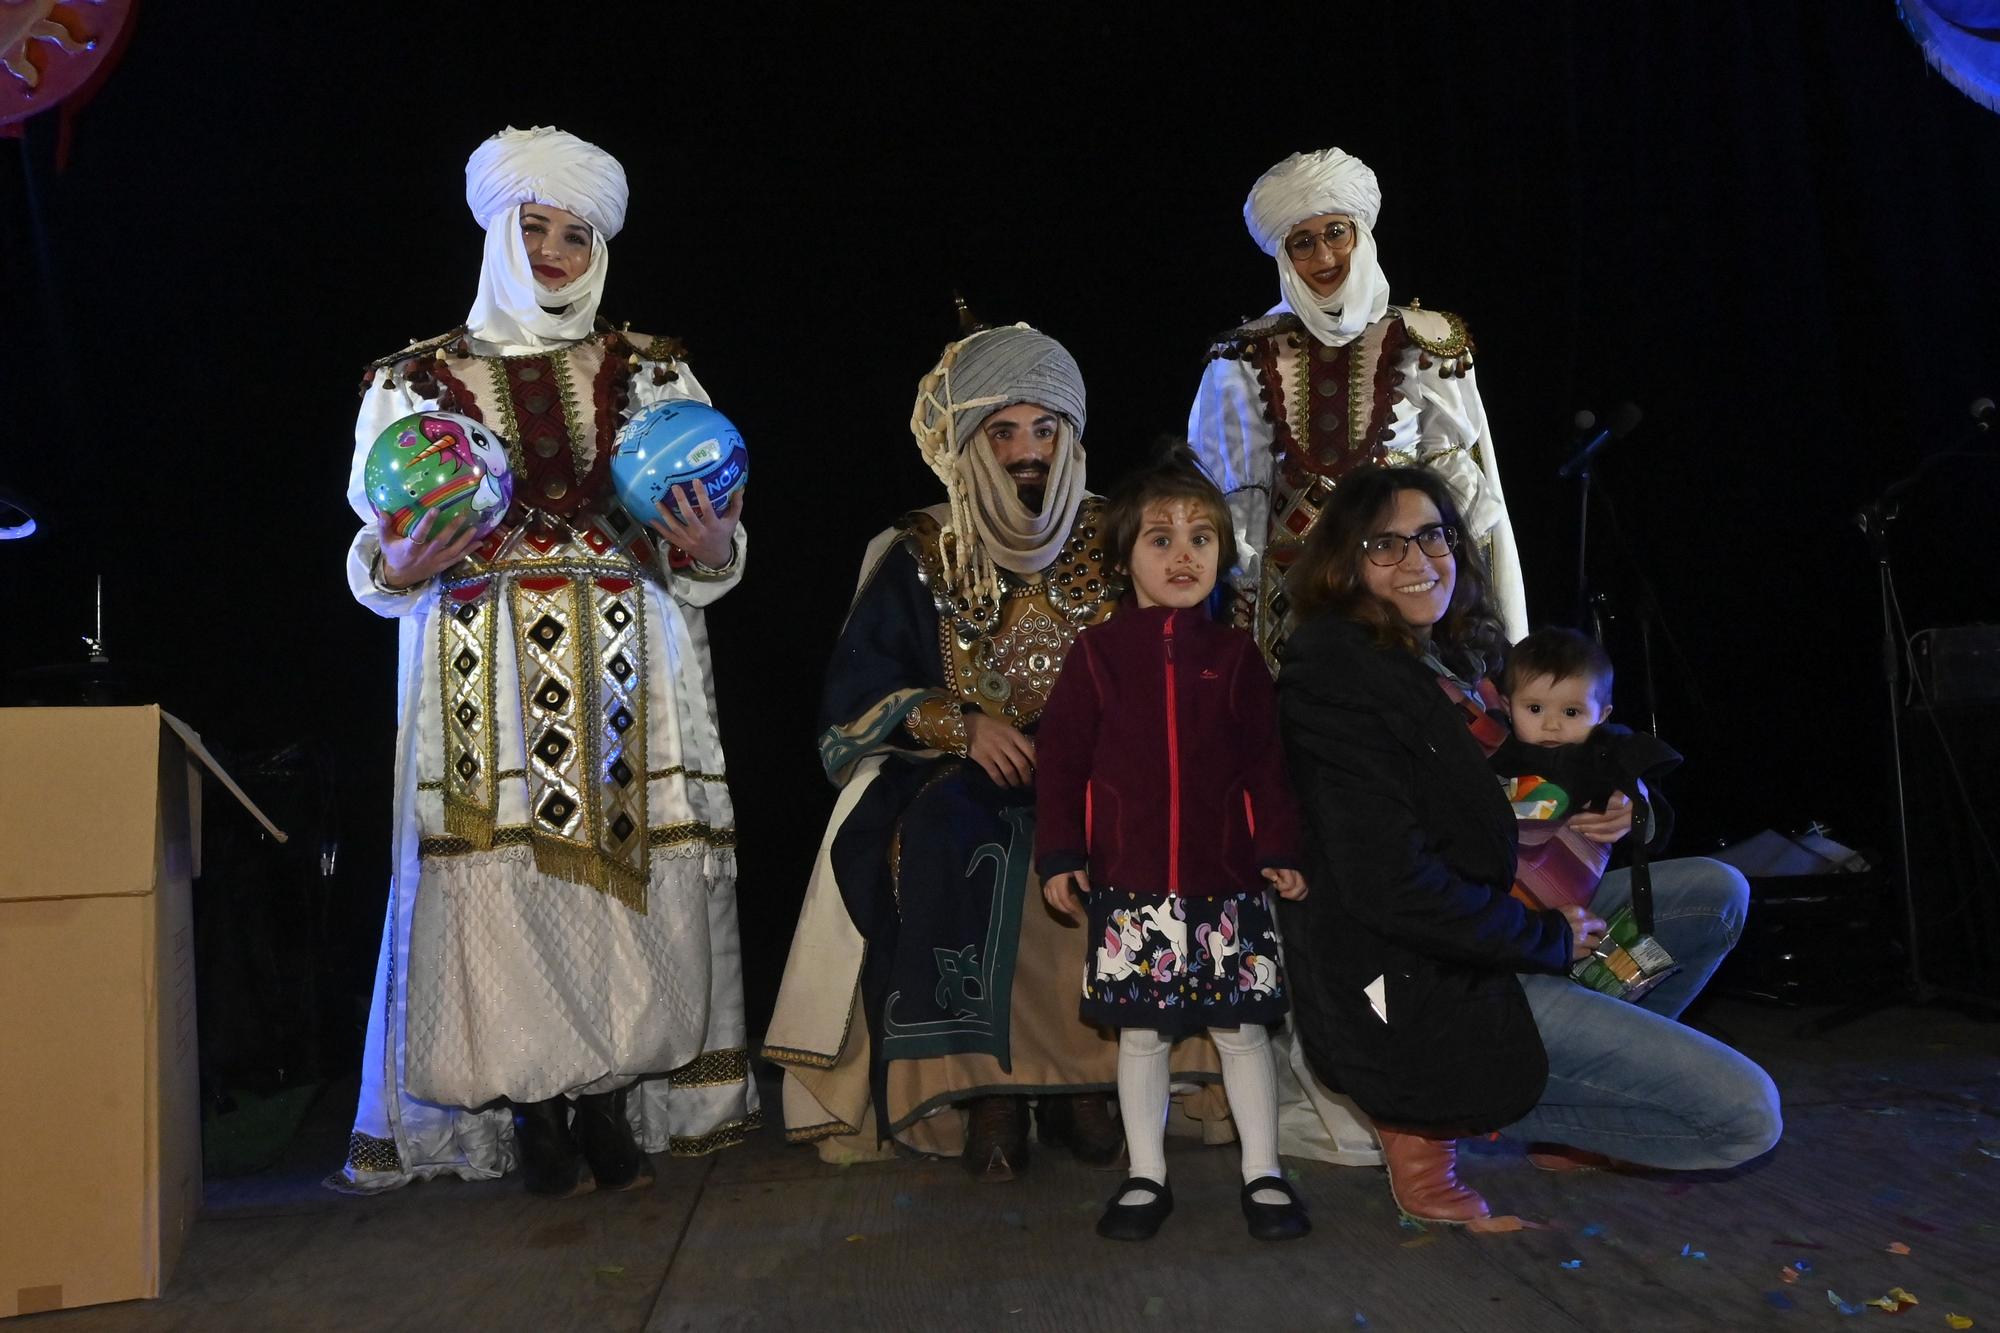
[1900,699,2000,1004]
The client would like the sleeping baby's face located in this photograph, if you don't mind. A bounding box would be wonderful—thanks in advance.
[1507,673,1612,747]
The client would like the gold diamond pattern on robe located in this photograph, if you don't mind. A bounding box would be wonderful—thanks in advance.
[515,579,590,850]
[590,578,648,908]
[440,593,501,846]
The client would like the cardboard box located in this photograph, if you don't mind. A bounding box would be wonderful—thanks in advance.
[0,707,282,1319]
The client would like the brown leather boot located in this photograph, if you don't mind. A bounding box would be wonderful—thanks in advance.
[962,1095,1029,1182]
[1035,1093,1126,1168]
[1376,1124,1491,1224]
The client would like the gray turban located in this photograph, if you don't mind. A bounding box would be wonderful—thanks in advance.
[933,325,1088,447]
[909,323,1089,603]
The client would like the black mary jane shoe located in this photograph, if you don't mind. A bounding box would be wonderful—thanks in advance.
[511,1098,593,1198]
[573,1088,656,1192]
[1096,1177,1174,1241]
[1241,1175,1311,1241]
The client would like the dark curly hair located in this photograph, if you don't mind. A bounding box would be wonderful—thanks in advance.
[1286,465,1507,670]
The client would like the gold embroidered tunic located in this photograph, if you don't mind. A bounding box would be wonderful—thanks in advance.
[1189,305,1528,664]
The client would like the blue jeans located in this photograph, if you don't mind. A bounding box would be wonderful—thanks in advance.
[1499,857,1783,1169]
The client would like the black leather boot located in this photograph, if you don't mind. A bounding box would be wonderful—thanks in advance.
[510,1098,592,1198]
[573,1087,655,1191]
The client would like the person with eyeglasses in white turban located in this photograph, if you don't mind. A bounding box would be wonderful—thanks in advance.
[1186,146,1530,1177]
[763,322,1232,1181]
[1189,147,1528,667]
[333,126,756,1198]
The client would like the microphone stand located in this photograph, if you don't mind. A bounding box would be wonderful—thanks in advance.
[1802,434,2000,1033]
[1563,444,1688,738]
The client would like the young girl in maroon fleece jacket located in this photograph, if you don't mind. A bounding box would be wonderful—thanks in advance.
[1036,447,1311,1243]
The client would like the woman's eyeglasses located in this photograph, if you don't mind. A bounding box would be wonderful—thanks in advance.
[1361,523,1458,566]
[1285,221,1356,259]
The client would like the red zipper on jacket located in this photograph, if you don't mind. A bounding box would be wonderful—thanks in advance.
[1163,612,1181,892]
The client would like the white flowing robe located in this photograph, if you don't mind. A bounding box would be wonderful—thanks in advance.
[333,334,757,1191]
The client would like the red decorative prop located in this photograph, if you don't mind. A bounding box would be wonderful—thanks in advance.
[1,0,137,165]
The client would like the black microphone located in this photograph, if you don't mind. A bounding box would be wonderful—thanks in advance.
[1558,402,1643,479]
[1854,395,1999,532]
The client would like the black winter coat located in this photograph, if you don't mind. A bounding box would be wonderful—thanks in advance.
[1275,615,1572,1132]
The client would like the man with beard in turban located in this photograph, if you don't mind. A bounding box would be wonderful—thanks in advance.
[1187,146,1529,1176]
[333,126,757,1198]
[1190,146,1528,662]
[763,324,1226,1180]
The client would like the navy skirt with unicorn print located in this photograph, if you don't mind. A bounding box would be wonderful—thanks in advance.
[1079,887,1288,1036]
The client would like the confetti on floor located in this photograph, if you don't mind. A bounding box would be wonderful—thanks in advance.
[1864,1286,1919,1313]
[1560,1259,1583,1269]
[1945,1315,1973,1329]
[1782,1266,1801,1284]
[1580,1224,1605,1237]
[1678,1243,1706,1260]
[1401,1233,1437,1250]
[1826,1289,1865,1316]
[1466,1215,1547,1233]
[1886,1241,1912,1255]
[845,1234,865,1243]
[1763,1292,1795,1310]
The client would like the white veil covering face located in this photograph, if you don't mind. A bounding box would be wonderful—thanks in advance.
[462,126,630,354]
[1244,147,1391,349]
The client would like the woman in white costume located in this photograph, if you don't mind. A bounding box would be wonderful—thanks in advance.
[1187,146,1528,1171]
[1188,145,1527,657]
[333,126,757,1196]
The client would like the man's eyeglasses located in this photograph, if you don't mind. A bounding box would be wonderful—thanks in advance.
[1285,220,1357,259]
[1361,523,1458,566]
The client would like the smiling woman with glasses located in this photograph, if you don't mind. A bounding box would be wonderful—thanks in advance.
[1271,465,1782,1230]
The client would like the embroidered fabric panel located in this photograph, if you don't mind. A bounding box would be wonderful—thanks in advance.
[906,499,1123,727]
[344,1131,402,1173]
[440,588,502,845]
[488,355,589,514]
[1247,319,1415,667]
[667,1047,751,1088]
[509,574,651,909]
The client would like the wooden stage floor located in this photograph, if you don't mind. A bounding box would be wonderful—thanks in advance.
[17,998,1998,1332]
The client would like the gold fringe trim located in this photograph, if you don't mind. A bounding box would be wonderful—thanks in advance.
[667,1047,750,1088]
[760,1042,839,1071]
[418,821,736,860]
[443,795,498,850]
[669,1109,761,1157]
[783,1119,857,1145]
[646,765,730,784]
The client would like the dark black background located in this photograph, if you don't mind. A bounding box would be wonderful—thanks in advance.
[5,3,1999,1060]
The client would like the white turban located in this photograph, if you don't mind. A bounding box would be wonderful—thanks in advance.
[462,126,628,354]
[465,126,628,237]
[1243,147,1391,348]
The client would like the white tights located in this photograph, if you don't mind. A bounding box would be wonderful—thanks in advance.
[1116,1025,1286,1205]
